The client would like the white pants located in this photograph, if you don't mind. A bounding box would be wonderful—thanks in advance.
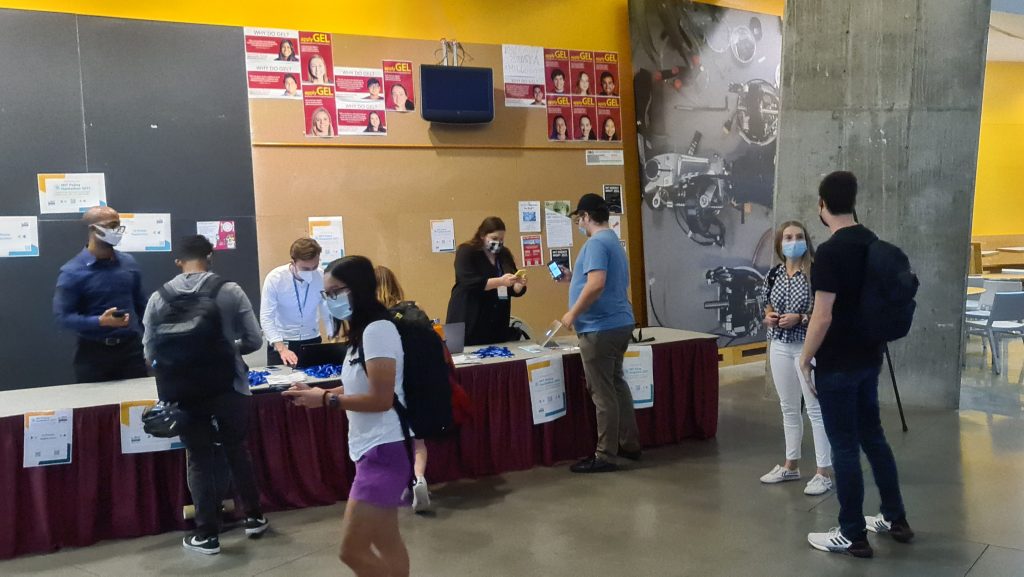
[769,341,832,468]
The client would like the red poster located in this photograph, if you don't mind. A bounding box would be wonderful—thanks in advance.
[304,85,337,137]
[596,96,622,142]
[568,50,596,96]
[337,108,387,136]
[544,48,570,96]
[594,51,620,96]
[244,28,300,62]
[520,234,543,267]
[299,31,333,86]
[546,95,572,142]
[571,95,598,141]
[246,63,302,99]
[382,60,415,112]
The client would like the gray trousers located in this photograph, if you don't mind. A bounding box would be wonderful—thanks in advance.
[578,326,640,462]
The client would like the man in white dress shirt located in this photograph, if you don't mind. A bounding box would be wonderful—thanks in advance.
[260,238,332,366]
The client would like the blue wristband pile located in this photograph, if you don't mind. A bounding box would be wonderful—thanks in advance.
[248,370,270,387]
[303,364,344,379]
[475,346,514,359]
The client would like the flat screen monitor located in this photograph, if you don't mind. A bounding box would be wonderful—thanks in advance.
[420,65,494,124]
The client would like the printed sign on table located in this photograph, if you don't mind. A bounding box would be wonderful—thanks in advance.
[430,219,456,253]
[0,216,39,257]
[502,44,546,107]
[120,401,184,455]
[546,95,572,142]
[594,51,620,96]
[527,355,567,425]
[304,85,337,137]
[520,234,543,267]
[569,50,596,96]
[244,28,301,99]
[120,213,171,252]
[383,60,415,113]
[196,220,236,250]
[308,217,345,263]
[544,48,570,96]
[38,173,107,214]
[519,200,541,233]
[24,409,72,468]
[596,97,622,142]
[572,95,598,142]
[623,346,654,408]
[299,31,334,86]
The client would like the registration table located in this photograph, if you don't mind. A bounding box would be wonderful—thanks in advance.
[0,327,718,559]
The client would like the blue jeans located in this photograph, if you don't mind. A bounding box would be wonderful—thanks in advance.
[816,366,906,540]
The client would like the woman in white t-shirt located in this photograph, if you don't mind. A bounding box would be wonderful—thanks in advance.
[284,255,410,577]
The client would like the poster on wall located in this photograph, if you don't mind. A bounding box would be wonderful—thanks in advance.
[631,1,781,348]
[299,31,334,86]
[603,184,623,214]
[502,44,547,107]
[383,60,415,113]
[304,85,337,137]
[568,50,596,96]
[520,234,543,267]
[120,401,184,455]
[526,355,567,425]
[120,213,171,253]
[544,200,573,248]
[594,51,620,96]
[243,28,301,99]
[544,48,570,95]
[519,201,541,233]
[610,215,622,239]
[0,216,39,258]
[550,248,571,271]
[308,217,345,262]
[571,96,598,141]
[37,173,106,214]
[23,409,72,468]
[335,67,386,103]
[596,97,622,142]
[244,28,300,62]
[196,220,236,251]
[546,95,571,142]
[430,219,456,253]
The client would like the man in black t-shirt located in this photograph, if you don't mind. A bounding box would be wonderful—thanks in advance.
[800,172,913,558]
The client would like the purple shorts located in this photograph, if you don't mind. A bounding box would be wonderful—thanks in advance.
[350,441,412,508]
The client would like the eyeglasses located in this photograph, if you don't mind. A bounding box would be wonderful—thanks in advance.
[320,288,349,301]
[97,224,126,234]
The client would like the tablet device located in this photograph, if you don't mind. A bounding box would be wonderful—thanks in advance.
[296,343,348,368]
[443,322,466,354]
[538,320,563,348]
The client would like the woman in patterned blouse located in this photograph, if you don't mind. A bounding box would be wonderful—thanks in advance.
[759,221,834,497]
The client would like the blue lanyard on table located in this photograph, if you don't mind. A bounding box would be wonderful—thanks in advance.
[292,277,310,317]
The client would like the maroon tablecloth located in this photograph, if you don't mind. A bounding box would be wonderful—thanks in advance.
[0,337,717,559]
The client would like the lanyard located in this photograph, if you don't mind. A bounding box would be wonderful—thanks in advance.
[292,277,310,317]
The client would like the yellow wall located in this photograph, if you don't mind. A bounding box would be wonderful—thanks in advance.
[974,61,1024,237]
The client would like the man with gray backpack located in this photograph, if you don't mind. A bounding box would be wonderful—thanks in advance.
[800,172,918,558]
[142,235,267,555]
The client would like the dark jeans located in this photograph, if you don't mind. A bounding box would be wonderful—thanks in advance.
[266,336,321,366]
[816,366,906,540]
[177,391,262,538]
[73,336,148,383]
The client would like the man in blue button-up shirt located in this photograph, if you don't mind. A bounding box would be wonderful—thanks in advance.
[53,206,149,383]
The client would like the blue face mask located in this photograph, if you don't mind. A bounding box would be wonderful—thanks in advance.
[782,240,807,259]
[325,293,352,320]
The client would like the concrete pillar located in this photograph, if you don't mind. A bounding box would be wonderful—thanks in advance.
[774,0,991,409]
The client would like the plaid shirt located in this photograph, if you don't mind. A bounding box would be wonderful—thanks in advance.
[765,264,813,344]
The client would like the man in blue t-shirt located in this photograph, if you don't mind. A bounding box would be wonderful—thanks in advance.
[559,193,639,473]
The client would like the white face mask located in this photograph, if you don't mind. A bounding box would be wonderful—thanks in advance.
[296,270,315,283]
[92,225,123,247]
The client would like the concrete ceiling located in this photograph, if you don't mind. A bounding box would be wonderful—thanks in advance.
[990,10,1024,61]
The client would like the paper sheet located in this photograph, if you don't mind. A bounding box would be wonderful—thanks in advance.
[520,234,543,267]
[0,216,39,257]
[624,346,654,409]
[196,220,236,250]
[503,44,546,107]
[519,200,541,233]
[119,401,184,454]
[24,409,73,467]
[120,213,172,252]
[430,218,456,253]
[308,216,345,262]
[37,173,107,214]
[545,200,573,248]
[526,355,567,424]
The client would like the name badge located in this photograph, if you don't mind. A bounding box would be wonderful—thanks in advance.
[497,286,509,300]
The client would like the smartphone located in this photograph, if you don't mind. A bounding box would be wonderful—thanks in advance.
[546,260,565,281]
[514,269,528,278]
[112,309,129,318]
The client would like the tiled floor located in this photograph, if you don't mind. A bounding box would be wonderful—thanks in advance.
[4,338,1024,576]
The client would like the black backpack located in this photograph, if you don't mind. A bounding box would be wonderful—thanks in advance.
[151,275,237,403]
[386,302,454,440]
[859,240,919,342]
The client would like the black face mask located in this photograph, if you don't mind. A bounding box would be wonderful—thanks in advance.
[819,205,828,229]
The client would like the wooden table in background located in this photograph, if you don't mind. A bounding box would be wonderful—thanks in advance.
[967,287,986,296]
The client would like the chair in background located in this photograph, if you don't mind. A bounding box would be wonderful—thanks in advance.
[966,276,985,311]
[966,291,1024,376]
[967,280,1022,321]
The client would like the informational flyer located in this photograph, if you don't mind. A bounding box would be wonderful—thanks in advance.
[623,346,654,409]
[550,247,571,271]
[246,62,302,99]
[37,173,107,214]
[518,200,541,233]
[596,97,622,142]
[383,60,415,113]
[299,31,333,86]
[502,44,546,107]
[610,215,622,239]
[544,200,573,248]
[120,401,184,455]
[308,216,345,262]
[526,355,567,425]
[544,48,570,95]
[23,409,72,468]
[594,51,620,96]
[304,85,337,137]
[546,95,572,142]
[120,213,171,252]
[569,50,596,96]
[430,218,456,253]
[520,234,543,267]
[0,216,39,258]
[196,220,236,251]
[603,184,624,214]
[586,149,625,166]
[244,28,300,62]
[334,66,386,103]
[571,95,598,141]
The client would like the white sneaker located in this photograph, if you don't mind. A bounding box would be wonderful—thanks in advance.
[412,478,432,513]
[803,474,833,496]
[865,513,891,534]
[807,527,873,557]
[760,464,800,484]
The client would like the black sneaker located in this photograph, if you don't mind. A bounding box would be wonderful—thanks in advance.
[244,516,269,537]
[570,455,619,474]
[183,533,220,555]
[866,513,914,543]
[618,448,643,462]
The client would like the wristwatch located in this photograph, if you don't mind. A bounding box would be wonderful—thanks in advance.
[801,314,810,326]
[327,394,341,410]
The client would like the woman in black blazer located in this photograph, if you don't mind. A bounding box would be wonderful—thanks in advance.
[446,217,527,345]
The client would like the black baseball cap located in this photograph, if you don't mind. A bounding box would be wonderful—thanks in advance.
[570,193,608,217]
